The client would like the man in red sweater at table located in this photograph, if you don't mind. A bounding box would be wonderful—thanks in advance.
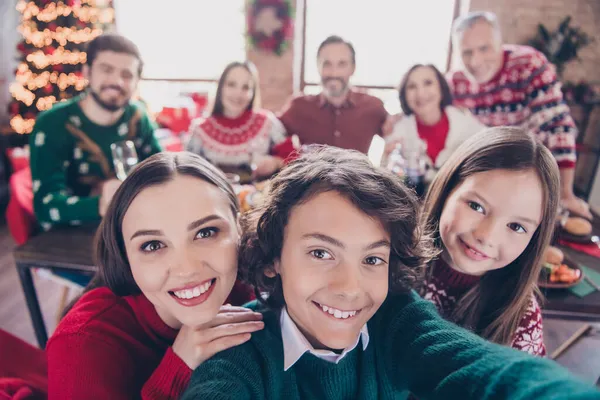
[447,11,591,219]
[278,35,392,154]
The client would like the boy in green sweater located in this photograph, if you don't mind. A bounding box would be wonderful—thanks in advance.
[29,33,161,229]
[183,146,600,399]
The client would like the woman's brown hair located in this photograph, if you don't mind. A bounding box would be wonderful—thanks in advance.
[211,61,261,117]
[64,152,239,314]
[398,64,453,116]
[422,126,560,345]
[239,145,437,309]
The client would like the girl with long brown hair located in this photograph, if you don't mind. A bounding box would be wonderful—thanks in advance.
[421,126,560,355]
[47,152,262,399]
[186,61,293,178]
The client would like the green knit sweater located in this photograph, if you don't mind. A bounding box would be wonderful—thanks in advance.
[182,291,599,400]
[29,95,161,227]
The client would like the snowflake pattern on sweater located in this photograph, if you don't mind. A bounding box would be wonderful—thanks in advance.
[448,44,577,169]
[186,109,286,166]
[422,260,546,357]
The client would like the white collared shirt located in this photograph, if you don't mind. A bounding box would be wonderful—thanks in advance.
[280,306,370,371]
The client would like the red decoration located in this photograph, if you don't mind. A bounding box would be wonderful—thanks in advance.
[43,84,53,94]
[24,112,36,120]
[156,107,192,135]
[53,64,64,72]
[10,102,20,116]
[44,46,55,55]
[48,23,58,32]
[67,0,82,7]
[190,92,209,117]
[17,43,26,53]
[247,0,294,56]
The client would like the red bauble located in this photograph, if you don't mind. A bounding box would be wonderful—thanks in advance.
[17,43,26,53]
[77,20,87,28]
[10,102,20,116]
[48,23,58,32]
[45,46,56,55]
[67,0,82,7]
[53,64,64,72]
[43,84,54,94]
[24,112,36,120]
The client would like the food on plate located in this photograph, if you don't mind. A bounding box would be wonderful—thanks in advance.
[541,245,581,285]
[563,217,592,236]
[543,246,564,265]
[542,262,581,284]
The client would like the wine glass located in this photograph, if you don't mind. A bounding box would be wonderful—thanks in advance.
[249,137,269,176]
[110,140,139,181]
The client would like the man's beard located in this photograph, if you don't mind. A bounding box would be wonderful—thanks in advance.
[322,77,348,97]
[89,86,129,112]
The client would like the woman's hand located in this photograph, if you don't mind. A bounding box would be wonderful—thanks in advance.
[172,305,264,370]
[253,155,283,178]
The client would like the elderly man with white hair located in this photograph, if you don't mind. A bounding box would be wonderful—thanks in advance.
[447,11,590,218]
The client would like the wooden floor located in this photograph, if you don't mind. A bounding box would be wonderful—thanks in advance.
[0,224,599,384]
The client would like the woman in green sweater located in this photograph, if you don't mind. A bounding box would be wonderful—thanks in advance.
[182,145,600,400]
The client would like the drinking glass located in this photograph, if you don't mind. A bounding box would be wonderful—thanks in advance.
[249,137,269,175]
[110,140,139,181]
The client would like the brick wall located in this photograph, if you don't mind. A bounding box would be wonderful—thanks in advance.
[468,0,600,198]
[246,0,297,113]
[247,47,294,113]
[468,0,600,83]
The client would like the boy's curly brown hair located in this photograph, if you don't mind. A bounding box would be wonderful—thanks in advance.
[238,145,438,308]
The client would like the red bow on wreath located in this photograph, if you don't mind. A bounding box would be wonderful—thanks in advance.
[247,0,294,56]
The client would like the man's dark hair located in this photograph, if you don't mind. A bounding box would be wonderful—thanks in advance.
[317,35,356,65]
[86,33,143,76]
[238,145,436,309]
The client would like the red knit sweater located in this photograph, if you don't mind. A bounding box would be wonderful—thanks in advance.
[448,45,577,169]
[47,282,254,399]
[421,259,546,356]
[415,111,450,164]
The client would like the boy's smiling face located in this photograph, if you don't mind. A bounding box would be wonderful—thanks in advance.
[273,191,391,351]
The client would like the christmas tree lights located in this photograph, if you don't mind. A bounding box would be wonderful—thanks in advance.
[8,0,114,134]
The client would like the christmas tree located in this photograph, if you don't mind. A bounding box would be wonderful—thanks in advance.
[8,0,114,135]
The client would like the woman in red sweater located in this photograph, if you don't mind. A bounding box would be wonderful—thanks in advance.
[46,152,263,399]
[186,61,294,179]
[385,64,484,174]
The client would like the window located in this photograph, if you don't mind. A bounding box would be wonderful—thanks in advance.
[302,0,457,113]
[114,0,246,80]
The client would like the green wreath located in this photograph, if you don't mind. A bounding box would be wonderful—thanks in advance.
[247,0,294,56]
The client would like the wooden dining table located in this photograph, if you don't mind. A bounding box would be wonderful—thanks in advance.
[13,224,98,348]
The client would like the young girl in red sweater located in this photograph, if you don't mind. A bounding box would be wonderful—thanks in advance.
[46,152,262,399]
[385,64,484,171]
[421,126,559,356]
[187,61,292,178]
